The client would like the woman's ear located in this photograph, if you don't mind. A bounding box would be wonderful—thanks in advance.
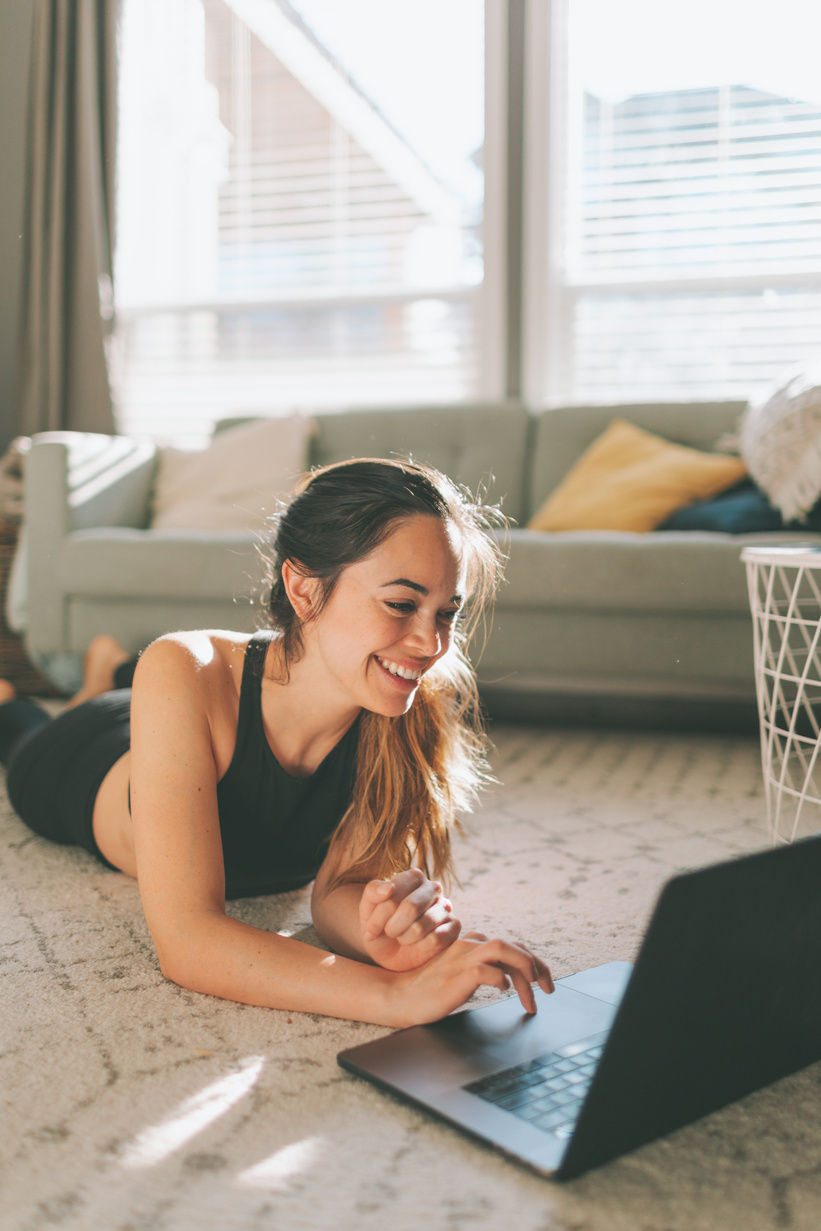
[281,559,320,621]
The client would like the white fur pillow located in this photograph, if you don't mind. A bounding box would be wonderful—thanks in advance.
[151,415,315,531]
[740,363,821,522]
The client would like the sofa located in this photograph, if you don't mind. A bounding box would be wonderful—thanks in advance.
[23,400,821,729]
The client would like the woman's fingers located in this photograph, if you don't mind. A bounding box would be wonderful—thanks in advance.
[400,933,552,1025]
[458,936,553,1013]
[359,879,395,940]
[532,951,555,995]
[388,868,426,900]
[502,939,555,996]
[383,876,443,940]
[362,870,450,944]
[416,915,462,955]
[504,963,538,1015]
[392,896,453,945]
[475,963,511,994]
[360,879,394,908]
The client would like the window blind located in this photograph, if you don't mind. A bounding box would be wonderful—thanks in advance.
[557,73,821,402]
[572,87,821,282]
[114,0,484,444]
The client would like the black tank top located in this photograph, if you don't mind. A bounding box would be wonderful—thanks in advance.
[216,631,360,899]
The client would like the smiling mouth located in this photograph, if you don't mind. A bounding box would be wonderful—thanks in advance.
[375,655,426,682]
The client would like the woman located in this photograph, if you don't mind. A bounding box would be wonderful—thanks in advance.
[0,458,553,1025]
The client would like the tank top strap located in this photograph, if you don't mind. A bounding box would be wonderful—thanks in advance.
[235,630,275,750]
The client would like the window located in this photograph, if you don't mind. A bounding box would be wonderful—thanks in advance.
[115,1,821,437]
[524,0,821,407]
[114,0,486,444]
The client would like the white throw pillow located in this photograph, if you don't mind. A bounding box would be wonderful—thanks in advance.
[151,415,315,531]
[740,362,821,521]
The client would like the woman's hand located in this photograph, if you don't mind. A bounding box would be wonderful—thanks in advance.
[359,868,461,972]
[387,931,555,1027]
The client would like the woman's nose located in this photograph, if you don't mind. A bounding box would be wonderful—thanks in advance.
[408,615,443,657]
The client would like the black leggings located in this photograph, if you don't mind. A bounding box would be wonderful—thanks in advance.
[0,692,133,870]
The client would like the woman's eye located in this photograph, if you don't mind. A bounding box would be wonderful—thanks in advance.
[385,602,460,621]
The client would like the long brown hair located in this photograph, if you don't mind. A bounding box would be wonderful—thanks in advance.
[264,458,507,888]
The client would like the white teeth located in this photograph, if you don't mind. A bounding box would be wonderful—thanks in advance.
[377,656,423,681]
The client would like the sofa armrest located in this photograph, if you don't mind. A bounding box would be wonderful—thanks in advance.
[25,432,158,655]
[30,431,158,532]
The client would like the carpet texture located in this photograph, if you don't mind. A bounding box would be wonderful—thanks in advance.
[2,724,821,1231]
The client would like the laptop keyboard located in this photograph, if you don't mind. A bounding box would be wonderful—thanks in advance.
[464,1031,608,1139]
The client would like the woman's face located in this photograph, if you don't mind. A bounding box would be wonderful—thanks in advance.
[303,514,466,719]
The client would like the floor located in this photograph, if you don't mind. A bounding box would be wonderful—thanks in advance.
[2,722,821,1231]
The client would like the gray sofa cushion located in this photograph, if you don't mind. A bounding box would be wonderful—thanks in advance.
[500,528,821,614]
[61,529,262,599]
[65,597,259,656]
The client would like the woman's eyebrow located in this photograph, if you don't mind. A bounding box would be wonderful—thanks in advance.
[381,578,463,604]
[382,577,427,594]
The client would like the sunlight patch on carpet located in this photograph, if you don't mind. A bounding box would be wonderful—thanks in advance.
[236,1136,324,1190]
[118,1055,265,1169]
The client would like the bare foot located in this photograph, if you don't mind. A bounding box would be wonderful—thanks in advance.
[0,679,16,705]
[66,635,131,708]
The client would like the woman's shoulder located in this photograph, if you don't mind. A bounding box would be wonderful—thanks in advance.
[130,632,272,774]
[134,629,259,694]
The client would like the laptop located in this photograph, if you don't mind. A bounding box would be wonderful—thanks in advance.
[338,834,821,1179]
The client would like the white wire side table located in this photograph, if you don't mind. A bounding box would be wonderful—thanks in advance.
[742,544,821,843]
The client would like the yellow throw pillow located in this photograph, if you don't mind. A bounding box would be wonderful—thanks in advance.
[527,418,747,533]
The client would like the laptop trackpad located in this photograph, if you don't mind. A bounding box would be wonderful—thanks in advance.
[557,960,633,1005]
[430,981,619,1072]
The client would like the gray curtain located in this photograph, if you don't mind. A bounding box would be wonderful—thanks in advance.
[17,0,118,436]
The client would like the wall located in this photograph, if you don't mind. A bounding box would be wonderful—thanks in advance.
[0,0,36,453]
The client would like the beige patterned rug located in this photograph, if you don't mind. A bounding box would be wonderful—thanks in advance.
[3,723,821,1231]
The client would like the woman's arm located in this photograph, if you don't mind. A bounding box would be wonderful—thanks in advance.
[129,636,551,1026]
[128,636,392,1019]
[152,908,551,1028]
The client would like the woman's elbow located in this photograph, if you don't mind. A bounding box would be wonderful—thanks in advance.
[310,884,331,932]
[155,940,195,989]
[150,926,215,993]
